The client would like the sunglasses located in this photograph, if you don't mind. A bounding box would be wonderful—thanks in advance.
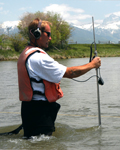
[42,31,51,37]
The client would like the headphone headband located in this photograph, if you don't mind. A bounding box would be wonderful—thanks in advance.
[30,20,42,39]
[38,20,42,28]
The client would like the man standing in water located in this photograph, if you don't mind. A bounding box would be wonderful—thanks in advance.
[17,18,101,138]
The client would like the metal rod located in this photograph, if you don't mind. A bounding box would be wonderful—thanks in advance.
[92,16,101,126]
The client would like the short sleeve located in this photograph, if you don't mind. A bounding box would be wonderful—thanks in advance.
[26,52,67,83]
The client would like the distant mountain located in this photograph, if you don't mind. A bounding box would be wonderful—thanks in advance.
[102,14,120,26]
[0,20,19,35]
[1,13,120,43]
[69,27,112,44]
[70,13,120,44]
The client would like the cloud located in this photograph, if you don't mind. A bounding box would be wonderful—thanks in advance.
[0,7,3,11]
[0,10,9,15]
[19,7,32,11]
[116,3,120,7]
[0,2,9,15]
[43,4,84,14]
[113,11,120,16]
[105,11,120,17]
[0,2,4,5]
[95,19,103,24]
[0,6,9,15]
[43,4,91,25]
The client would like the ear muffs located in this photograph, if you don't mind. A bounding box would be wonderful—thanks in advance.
[30,21,42,39]
[32,28,41,39]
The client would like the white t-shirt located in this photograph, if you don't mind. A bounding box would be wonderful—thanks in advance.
[26,49,67,101]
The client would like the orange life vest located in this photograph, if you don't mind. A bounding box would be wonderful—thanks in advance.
[17,46,63,102]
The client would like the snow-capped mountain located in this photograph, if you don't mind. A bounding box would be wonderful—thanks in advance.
[71,13,120,43]
[0,20,20,35]
[102,14,120,26]
[1,13,120,43]
[74,13,120,31]
[1,20,19,28]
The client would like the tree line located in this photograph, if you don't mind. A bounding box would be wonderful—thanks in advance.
[0,11,73,52]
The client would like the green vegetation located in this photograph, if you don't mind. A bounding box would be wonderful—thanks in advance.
[0,11,120,61]
[18,11,73,49]
[9,33,28,52]
[0,49,19,60]
[0,11,73,56]
[47,44,120,59]
[0,44,120,61]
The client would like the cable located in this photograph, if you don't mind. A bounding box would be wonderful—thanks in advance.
[72,75,98,82]
[71,68,104,85]
[71,41,104,85]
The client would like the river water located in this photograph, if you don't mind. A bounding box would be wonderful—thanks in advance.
[0,57,120,150]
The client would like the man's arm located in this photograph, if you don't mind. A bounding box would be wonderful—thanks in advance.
[63,57,101,79]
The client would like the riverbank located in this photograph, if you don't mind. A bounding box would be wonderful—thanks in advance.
[0,44,120,61]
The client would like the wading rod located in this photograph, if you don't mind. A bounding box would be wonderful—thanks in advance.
[92,17,101,126]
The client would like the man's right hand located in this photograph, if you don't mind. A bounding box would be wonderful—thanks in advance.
[91,57,101,69]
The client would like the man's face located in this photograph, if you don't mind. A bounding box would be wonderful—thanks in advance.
[37,24,51,48]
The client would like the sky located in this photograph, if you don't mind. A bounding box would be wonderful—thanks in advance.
[0,0,120,25]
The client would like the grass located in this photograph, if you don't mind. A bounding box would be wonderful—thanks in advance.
[0,44,120,61]
[47,44,120,59]
[0,49,20,60]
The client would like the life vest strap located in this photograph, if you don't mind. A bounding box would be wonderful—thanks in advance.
[30,78,43,83]
[33,90,45,95]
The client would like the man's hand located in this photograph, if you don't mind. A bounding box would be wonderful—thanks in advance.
[91,57,101,69]
[63,57,101,79]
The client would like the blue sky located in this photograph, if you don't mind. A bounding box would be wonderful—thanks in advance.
[0,0,120,25]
